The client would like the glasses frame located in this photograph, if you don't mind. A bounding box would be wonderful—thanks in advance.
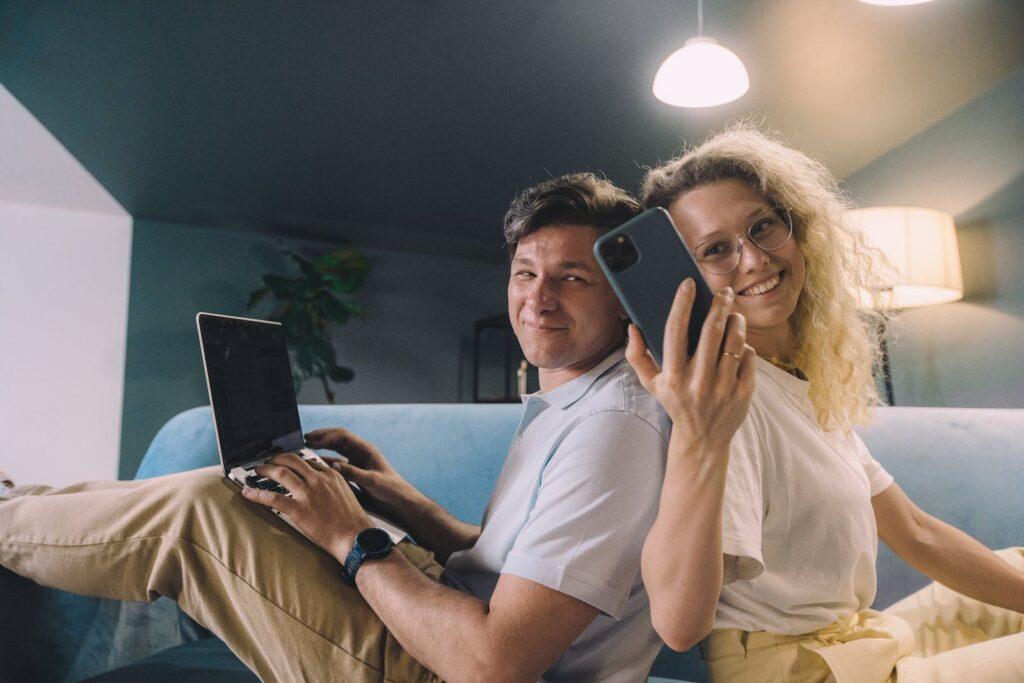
[693,206,794,276]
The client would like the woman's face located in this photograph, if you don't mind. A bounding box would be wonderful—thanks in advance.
[667,179,806,347]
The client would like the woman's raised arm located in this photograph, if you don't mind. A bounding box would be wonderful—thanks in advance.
[626,279,756,651]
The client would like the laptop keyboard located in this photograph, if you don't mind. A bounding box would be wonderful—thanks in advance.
[244,474,289,495]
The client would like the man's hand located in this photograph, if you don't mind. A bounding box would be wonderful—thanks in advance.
[240,452,372,563]
[304,428,419,520]
[305,427,480,562]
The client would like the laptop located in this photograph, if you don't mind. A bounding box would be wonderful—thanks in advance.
[196,312,404,543]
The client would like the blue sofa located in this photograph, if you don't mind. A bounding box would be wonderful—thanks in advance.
[2,404,1022,682]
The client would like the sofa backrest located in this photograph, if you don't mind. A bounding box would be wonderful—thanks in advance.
[854,407,1024,608]
[136,403,523,525]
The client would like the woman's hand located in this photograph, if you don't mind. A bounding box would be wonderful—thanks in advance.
[304,428,419,521]
[240,452,372,562]
[626,279,756,452]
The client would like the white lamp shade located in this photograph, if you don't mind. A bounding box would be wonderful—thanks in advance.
[859,0,934,5]
[847,206,964,309]
[653,36,749,108]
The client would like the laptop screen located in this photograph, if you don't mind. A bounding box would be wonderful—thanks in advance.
[197,313,304,470]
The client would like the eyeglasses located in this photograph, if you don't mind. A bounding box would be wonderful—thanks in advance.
[691,206,794,275]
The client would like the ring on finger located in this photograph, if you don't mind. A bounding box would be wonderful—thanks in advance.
[721,349,743,360]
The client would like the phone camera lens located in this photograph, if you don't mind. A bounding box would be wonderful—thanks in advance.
[602,234,640,273]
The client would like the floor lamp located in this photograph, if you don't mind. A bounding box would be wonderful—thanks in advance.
[847,206,965,406]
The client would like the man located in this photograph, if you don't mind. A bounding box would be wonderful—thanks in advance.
[0,173,670,681]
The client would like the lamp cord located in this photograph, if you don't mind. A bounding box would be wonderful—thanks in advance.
[697,0,704,36]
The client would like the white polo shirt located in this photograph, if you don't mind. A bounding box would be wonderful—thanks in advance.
[442,348,671,682]
[715,357,895,635]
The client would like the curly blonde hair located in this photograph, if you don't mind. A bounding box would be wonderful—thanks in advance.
[641,123,890,432]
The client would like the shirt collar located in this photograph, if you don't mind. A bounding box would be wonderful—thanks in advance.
[754,355,810,400]
[522,346,627,410]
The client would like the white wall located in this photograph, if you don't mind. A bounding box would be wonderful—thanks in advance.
[0,84,132,485]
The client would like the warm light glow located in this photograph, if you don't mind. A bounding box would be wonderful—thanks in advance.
[652,36,749,108]
[860,0,934,5]
[848,206,964,310]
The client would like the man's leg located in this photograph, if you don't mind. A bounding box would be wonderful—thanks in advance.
[0,466,439,682]
[0,477,145,500]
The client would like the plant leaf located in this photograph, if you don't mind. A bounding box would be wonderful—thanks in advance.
[247,286,270,311]
[329,365,355,383]
[255,245,367,400]
[307,336,337,371]
[263,274,300,296]
[269,302,292,325]
[282,307,314,339]
[317,248,370,293]
[287,251,322,285]
[318,294,352,325]
[293,343,315,374]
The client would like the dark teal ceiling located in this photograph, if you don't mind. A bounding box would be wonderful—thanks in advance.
[0,1,740,258]
[4,2,1021,260]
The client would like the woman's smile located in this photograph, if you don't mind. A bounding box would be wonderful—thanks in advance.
[737,270,784,297]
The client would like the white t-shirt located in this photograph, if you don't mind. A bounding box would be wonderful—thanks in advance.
[714,357,895,635]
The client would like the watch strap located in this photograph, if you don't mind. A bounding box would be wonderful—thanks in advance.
[342,528,394,585]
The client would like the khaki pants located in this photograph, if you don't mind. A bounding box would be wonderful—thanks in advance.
[0,466,442,683]
[700,547,1024,683]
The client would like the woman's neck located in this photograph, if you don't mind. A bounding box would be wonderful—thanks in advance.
[748,325,798,365]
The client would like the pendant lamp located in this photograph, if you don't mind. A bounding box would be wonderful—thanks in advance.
[653,0,749,108]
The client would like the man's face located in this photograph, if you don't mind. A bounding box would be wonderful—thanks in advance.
[508,224,627,376]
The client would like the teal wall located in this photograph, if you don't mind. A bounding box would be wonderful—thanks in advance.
[120,219,507,478]
[843,67,1024,408]
[119,67,1024,477]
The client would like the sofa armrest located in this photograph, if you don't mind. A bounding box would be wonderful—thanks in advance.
[0,566,193,682]
[0,567,104,681]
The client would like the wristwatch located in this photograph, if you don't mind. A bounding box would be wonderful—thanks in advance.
[341,528,395,585]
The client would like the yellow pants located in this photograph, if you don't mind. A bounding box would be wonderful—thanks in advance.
[700,548,1024,683]
[0,466,441,683]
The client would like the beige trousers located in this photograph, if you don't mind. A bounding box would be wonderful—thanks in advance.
[0,466,442,683]
[699,547,1024,683]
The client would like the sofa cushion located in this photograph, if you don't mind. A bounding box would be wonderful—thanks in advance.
[83,638,258,682]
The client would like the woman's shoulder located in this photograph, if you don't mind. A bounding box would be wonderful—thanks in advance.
[750,363,816,424]
[730,373,811,462]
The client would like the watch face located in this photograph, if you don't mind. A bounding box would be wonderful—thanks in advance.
[358,528,392,553]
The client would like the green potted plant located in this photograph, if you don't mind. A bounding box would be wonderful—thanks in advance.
[248,246,369,403]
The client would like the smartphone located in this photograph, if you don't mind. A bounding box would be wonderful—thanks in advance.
[593,207,714,365]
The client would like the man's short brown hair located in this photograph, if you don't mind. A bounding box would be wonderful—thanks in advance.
[503,173,640,258]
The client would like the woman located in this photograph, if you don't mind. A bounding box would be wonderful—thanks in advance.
[626,124,1024,682]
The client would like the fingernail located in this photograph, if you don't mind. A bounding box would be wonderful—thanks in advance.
[682,278,694,291]
[721,287,734,299]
